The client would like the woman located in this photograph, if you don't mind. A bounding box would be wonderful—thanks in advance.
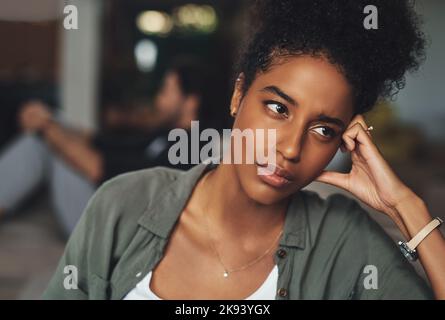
[44,0,444,300]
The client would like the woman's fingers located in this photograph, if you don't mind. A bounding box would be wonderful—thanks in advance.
[342,115,374,151]
[346,114,372,137]
[344,123,377,159]
[340,114,370,152]
[315,170,349,191]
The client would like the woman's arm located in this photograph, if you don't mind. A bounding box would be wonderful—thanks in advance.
[315,114,445,299]
[394,192,445,299]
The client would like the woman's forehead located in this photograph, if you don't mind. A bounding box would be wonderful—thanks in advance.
[259,56,347,87]
[251,56,354,114]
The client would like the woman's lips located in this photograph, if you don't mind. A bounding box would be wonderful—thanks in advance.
[255,162,294,188]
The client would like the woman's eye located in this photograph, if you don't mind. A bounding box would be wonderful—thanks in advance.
[265,101,288,116]
[312,126,337,139]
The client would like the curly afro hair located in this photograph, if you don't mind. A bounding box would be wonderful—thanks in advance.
[236,0,426,115]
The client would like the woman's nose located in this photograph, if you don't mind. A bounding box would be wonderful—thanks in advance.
[278,128,304,162]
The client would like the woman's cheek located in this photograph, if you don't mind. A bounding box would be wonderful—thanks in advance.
[304,142,335,169]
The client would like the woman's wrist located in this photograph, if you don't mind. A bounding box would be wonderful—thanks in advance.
[393,191,434,240]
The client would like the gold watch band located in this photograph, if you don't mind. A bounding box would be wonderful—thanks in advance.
[407,217,443,251]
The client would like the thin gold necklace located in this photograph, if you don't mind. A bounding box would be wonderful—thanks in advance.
[200,171,284,278]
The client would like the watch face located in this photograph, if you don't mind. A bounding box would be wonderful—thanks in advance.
[398,241,417,261]
[400,247,411,259]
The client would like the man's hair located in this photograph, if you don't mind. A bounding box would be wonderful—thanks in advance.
[167,57,208,97]
[168,56,230,130]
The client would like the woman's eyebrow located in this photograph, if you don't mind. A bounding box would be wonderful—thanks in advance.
[260,85,346,129]
[316,114,346,129]
[260,85,297,106]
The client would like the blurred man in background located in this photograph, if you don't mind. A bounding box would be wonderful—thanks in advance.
[0,57,217,237]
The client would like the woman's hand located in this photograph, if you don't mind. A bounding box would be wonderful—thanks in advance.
[315,114,417,222]
[316,114,445,300]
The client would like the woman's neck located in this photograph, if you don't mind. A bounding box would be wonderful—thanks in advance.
[197,163,288,242]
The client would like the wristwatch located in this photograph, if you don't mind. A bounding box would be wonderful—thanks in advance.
[398,240,418,261]
[398,217,443,261]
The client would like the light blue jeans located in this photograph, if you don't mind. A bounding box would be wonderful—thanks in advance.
[0,133,96,236]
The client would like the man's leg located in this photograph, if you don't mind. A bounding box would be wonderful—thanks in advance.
[0,134,49,216]
[49,154,96,237]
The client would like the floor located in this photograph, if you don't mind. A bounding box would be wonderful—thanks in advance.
[0,188,65,299]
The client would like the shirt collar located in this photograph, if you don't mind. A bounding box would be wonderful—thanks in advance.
[138,162,307,249]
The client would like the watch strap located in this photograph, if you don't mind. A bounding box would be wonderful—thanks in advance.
[406,217,443,250]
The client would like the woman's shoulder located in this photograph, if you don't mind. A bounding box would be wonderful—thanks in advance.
[97,165,185,203]
[79,166,187,235]
[298,189,378,244]
[300,189,370,223]
[102,166,184,190]
[298,189,397,262]
[297,190,433,299]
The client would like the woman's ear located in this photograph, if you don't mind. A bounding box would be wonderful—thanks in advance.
[229,73,245,116]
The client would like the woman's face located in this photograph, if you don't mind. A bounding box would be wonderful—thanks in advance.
[230,55,355,205]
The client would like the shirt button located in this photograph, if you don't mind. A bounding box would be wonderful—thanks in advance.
[136,272,142,278]
[277,288,288,297]
[276,248,287,258]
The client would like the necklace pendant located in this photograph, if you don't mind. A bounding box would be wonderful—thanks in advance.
[223,271,229,278]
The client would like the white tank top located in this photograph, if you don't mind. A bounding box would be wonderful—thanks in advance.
[123,265,279,300]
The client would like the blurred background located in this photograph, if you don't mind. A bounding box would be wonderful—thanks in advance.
[0,0,444,299]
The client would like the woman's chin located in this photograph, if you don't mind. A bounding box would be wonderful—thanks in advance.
[242,182,291,205]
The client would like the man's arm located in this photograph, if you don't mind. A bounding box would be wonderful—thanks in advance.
[19,101,103,184]
[41,120,104,184]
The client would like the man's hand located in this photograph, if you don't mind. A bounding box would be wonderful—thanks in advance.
[19,100,53,133]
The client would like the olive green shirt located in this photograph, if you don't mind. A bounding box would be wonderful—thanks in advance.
[43,162,434,300]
